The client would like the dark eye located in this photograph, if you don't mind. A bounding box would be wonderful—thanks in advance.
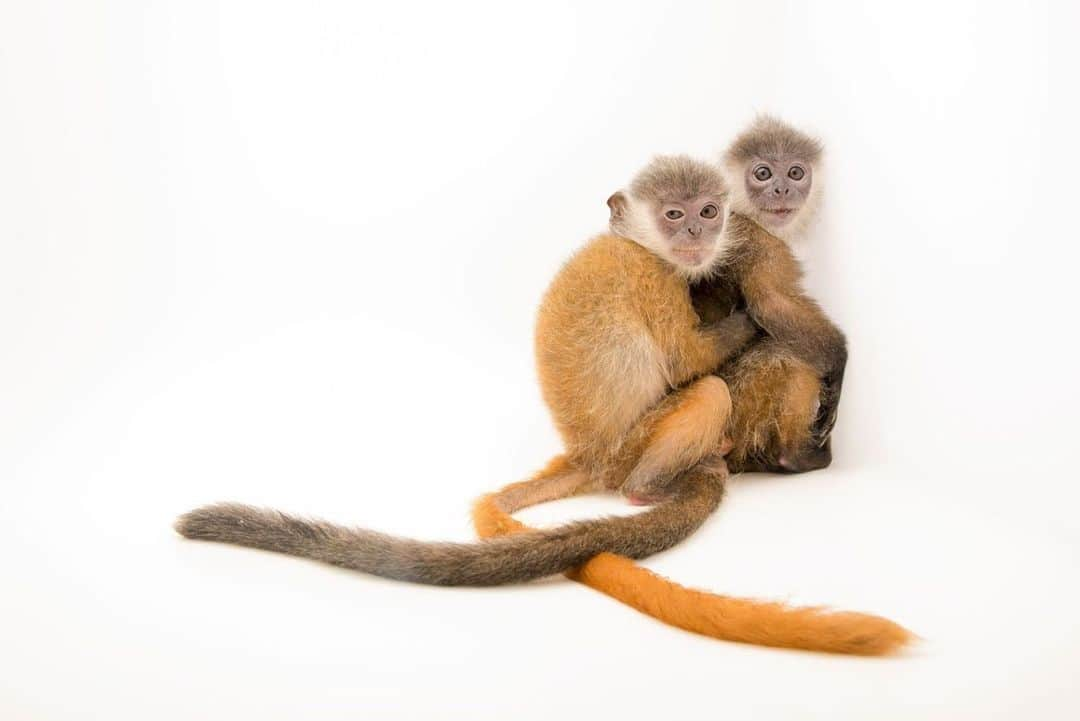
[788,166,805,180]
[753,165,772,181]
[665,209,684,220]
[699,204,719,219]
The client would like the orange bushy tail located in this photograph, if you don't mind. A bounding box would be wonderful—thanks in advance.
[472,463,913,656]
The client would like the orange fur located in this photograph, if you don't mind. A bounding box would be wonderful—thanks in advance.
[648,376,731,462]
[535,233,730,469]
[725,341,822,467]
[472,464,914,656]
[777,364,820,449]
[622,375,732,499]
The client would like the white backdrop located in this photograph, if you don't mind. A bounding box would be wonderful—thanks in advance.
[3,2,1079,719]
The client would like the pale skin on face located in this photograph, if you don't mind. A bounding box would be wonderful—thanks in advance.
[607,188,730,278]
[743,155,813,232]
[653,196,726,269]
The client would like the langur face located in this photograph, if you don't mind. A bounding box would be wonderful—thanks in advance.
[743,155,813,230]
[653,196,726,269]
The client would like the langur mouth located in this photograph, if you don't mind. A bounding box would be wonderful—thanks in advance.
[672,247,710,264]
[763,208,797,225]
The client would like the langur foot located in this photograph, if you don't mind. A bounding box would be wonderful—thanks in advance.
[775,437,833,473]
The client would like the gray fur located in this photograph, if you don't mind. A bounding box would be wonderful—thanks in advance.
[629,154,727,203]
[175,464,725,586]
[725,115,823,165]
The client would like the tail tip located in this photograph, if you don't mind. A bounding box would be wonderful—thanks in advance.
[174,502,250,540]
[828,613,918,656]
[173,506,209,539]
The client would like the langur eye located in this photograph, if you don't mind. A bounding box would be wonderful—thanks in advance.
[753,165,772,181]
[699,204,719,219]
[665,209,685,220]
[788,166,806,180]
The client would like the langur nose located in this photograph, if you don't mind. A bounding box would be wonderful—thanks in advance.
[688,224,702,237]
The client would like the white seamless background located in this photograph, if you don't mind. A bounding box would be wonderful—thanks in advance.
[2,2,1078,720]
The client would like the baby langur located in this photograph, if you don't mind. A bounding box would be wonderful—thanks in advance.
[175,156,755,585]
[693,115,846,472]
[539,155,756,503]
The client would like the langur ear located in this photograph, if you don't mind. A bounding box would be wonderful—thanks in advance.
[607,191,628,222]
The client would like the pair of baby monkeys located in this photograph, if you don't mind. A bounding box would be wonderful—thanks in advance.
[178,117,911,654]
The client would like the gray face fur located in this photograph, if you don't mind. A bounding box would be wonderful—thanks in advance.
[743,155,813,231]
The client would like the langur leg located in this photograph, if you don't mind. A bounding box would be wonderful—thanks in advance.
[510,378,733,511]
[725,341,831,474]
[618,375,733,504]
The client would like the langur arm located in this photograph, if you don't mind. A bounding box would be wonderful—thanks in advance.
[664,311,758,387]
[738,243,846,381]
[700,311,760,366]
[737,240,847,437]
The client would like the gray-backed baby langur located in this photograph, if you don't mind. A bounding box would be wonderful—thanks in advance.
[175,156,756,585]
[691,115,846,473]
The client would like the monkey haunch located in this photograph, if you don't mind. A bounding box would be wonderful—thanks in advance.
[176,155,753,585]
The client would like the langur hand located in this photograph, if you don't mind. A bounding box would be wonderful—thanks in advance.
[706,311,759,349]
